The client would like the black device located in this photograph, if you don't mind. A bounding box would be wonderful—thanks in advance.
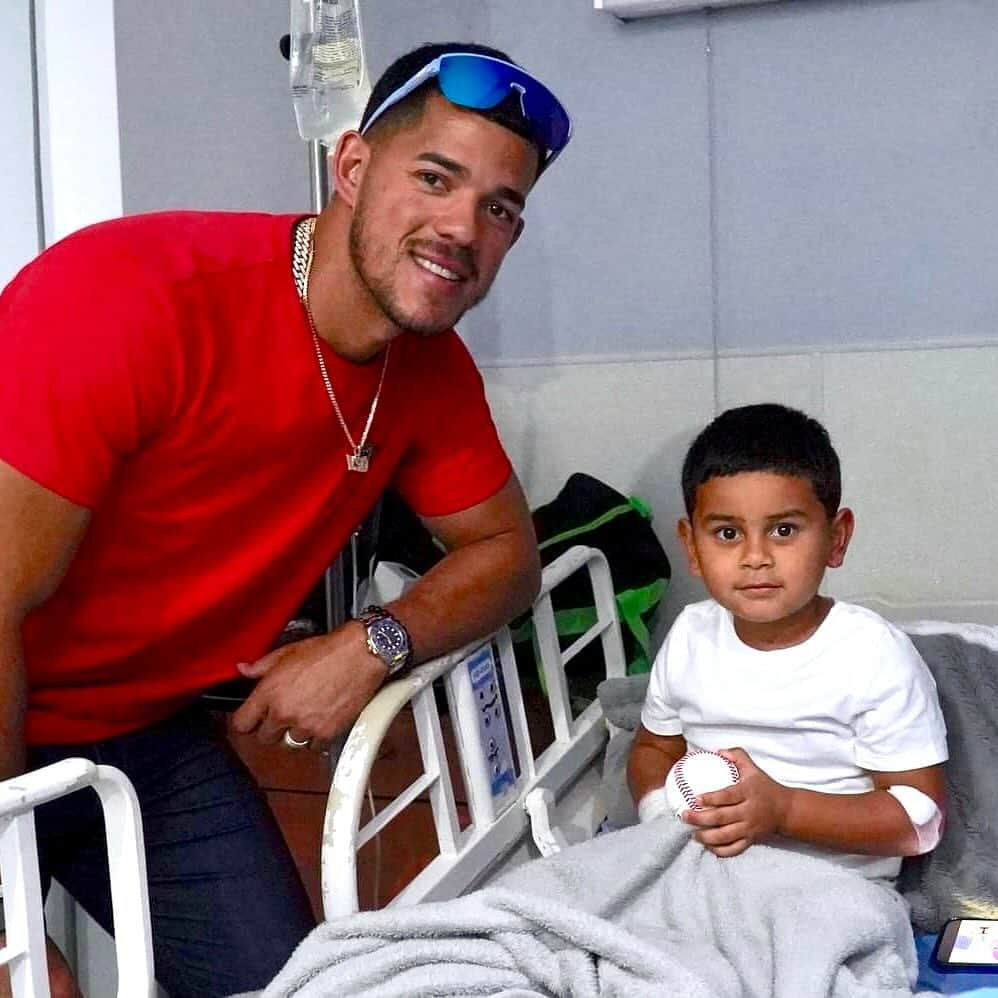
[930,919,998,973]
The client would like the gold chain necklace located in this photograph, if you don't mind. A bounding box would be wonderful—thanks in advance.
[291,216,389,473]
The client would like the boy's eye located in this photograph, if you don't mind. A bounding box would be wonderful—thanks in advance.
[715,526,740,542]
[771,523,798,538]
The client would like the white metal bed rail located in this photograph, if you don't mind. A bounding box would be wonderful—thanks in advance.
[321,544,628,917]
[0,758,155,998]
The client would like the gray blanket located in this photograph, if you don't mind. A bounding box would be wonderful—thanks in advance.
[597,626,998,934]
[899,630,998,930]
[260,818,926,998]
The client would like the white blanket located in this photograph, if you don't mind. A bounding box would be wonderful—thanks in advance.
[260,818,931,998]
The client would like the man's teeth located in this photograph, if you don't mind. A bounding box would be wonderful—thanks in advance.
[415,256,461,281]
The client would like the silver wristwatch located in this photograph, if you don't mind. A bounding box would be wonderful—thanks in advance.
[358,605,413,676]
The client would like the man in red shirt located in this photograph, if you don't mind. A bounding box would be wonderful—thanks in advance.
[0,42,571,997]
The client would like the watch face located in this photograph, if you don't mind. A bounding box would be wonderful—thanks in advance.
[368,616,409,667]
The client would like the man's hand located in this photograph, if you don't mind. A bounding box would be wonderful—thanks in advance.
[681,748,790,858]
[230,622,387,749]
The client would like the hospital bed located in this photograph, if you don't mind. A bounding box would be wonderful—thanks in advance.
[1,545,996,995]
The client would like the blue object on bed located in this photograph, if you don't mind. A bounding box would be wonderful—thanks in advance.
[915,933,998,995]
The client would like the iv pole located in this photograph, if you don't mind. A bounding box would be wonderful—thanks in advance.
[281,13,366,630]
[304,137,348,631]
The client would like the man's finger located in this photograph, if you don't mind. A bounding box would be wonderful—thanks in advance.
[255,710,292,745]
[231,691,268,734]
[237,654,275,679]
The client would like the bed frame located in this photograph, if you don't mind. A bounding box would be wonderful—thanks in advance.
[321,543,626,916]
[0,544,625,995]
[0,759,155,997]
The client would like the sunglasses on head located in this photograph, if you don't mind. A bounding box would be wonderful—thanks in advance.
[361,52,573,171]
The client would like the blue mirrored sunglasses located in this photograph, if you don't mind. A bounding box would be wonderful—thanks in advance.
[361,53,572,171]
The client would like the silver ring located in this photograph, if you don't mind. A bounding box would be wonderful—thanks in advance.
[282,729,311,750]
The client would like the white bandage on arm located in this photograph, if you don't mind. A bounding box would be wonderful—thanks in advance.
[887,785,943,854]
[638,785,671,823]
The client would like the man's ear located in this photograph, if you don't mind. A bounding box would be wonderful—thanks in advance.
[677,518,702,577]
[826,507,855,569]
[329,131,370,208]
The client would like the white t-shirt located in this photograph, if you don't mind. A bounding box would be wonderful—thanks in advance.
[641,599,948,878]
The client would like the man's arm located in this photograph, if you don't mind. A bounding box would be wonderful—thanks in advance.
[687,748,946,858]
[390,475,541,662]
[0,459,90,780]
[232,475,541,745]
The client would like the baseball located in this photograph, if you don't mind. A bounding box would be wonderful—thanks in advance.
[665,750,740,816]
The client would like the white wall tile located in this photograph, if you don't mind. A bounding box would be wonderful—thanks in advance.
[483,358,716,631]
[487,345,998,630]
[716,352,825,416]
[823,345,998,612]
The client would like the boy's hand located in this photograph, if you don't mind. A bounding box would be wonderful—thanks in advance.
[681,748,790,857]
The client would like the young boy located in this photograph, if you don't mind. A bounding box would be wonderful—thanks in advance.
[628,403,947,879]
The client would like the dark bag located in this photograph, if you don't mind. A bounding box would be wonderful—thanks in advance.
[512,473,671,700]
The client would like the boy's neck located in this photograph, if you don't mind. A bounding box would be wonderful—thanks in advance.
[732,595,834,651]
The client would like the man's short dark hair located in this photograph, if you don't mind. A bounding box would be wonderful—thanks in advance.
[359,42,544,173]
[681,403,842,518]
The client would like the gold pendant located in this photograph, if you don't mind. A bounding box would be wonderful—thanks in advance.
[346,445,372,473]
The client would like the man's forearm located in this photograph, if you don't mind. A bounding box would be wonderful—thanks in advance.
[388,530,541,664]
[0,615,28,781]
[779,787,923,857]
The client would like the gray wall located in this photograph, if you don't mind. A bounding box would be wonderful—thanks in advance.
[113,0,998,363]
[114,1,308,213]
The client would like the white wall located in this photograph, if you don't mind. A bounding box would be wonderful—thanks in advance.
[34,0,122,244]
[1,0,123,285]
[485,342,998,638]
[0,2,40,287]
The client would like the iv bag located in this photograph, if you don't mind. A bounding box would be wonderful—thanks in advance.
[289,0,370,143]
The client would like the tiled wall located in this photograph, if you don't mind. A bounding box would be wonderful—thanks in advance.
[484,343,998,635]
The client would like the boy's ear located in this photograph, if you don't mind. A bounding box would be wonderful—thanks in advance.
[826,507,855,569]
[677,518,702,577]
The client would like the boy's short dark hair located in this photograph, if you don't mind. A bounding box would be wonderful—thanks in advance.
[681,403,842,518]
[359,43,544,172]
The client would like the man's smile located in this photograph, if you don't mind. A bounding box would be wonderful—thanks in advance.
[412,254,464,282]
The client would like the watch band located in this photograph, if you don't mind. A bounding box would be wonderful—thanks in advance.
[358,604,414,674]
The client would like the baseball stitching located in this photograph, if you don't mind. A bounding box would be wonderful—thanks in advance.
[674,751,739,810]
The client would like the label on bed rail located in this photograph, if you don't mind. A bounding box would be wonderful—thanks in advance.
[466,645,517,799]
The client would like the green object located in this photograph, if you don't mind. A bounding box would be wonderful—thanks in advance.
[514,474,671,698]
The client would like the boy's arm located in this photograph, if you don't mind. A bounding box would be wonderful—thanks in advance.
[627,724,687,813]
[687,749,945,858]
[780,763,946,856]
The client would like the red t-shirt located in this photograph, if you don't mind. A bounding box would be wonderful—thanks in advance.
[0,211,512,744]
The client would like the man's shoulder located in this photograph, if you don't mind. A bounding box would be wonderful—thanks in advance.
[36,211,294,286]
